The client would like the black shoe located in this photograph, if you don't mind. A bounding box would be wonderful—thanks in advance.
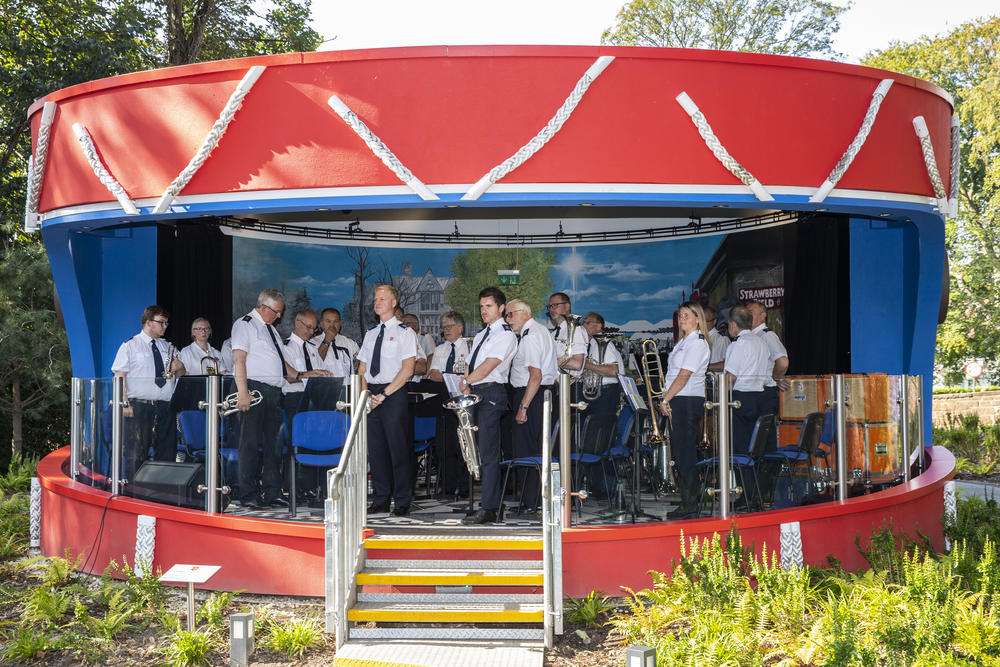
[367,502,390,514]
[462,508,498,525]
[391,505,410,517]
[667,505,699,520]
[307,497,325,509]
[268,496,289,508]
[240,497,265,510]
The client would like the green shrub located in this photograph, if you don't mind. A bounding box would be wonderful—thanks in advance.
[0,455,37,496]
[1,626,51,662]
[195,590,238,630]
[154,628,219,666]
[565,590,614,627]
[23,585,72,626]
[261,615,323,658]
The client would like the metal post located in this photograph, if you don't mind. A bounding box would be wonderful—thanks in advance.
[833,375,848,501]
[111,375,125,495]
[716,372,731,519]
[899,375,911,483]
[70,378,83,480]
[205,375,221,513]
[558,374,571,527]
[915,374,925,472]
[541,389,553,649]
[88,379,98,478]
[186,581,196,632]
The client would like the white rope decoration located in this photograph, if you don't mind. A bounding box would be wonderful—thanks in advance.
[24,101,57,232]
[675,91,774,202]
[72,123,139,215]
[462,55,615,201]
[912,116,949,215]
[949,113,960,217]
[327,95,438,201]
[810,79,894,203]
[152,65,266,214]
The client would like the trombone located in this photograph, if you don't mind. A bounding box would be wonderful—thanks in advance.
[640,339,669,443]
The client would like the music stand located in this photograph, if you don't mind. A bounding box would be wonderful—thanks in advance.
[618,374,660,522]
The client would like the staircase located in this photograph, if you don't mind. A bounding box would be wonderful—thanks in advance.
[333,529,547,666]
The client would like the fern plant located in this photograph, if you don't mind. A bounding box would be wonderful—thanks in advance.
[23,585,72,626]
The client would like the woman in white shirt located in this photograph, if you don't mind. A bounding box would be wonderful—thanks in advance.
[178,317,230,375]
[658,301,711,519]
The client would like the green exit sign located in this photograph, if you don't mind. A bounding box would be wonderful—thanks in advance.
[497,269,520,286]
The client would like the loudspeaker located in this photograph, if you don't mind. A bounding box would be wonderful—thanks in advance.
[128,461,230,511]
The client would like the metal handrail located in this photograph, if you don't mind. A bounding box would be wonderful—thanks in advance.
[70,378,83,481]
[326,376,369,649]
[111,375,125,495]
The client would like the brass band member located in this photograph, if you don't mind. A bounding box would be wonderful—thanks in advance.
[747,300,790,452]
[657,301,711,519]
[546,292,587,377]
[703,306,729,373]
[460,287,517,525]
[358,285,418,516]
[178,318,228,375]
[725,306,769,457]
[580,312,624,416]
[506,299,558,513]
[428,311,472,496]
[111,305,187,481]
[313,308,359,378]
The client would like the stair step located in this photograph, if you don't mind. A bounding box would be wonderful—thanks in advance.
[348,627,545,641]
[366,559,542,570]
[357,566,544,587]
[348,601,544,623]
[334,639,544,667]
[365,535,542,551]
[357,592,543,604]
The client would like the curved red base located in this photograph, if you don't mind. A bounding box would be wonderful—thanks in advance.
[37,446,953,596]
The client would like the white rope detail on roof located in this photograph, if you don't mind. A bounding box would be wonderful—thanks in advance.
[913,115,949,216]
[24,101,57,232]
[72,123,139,215]
[949,113,960,217]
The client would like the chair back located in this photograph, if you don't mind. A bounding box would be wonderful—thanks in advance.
[292,411,349,454]
[413,416,436,442]
[747,414,776,460]
[579,413,618,456]
[613,406,635,451]
[178,410,208,452]
[797,411,827,456]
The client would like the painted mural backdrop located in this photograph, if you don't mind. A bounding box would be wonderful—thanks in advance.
[232,236,722,342]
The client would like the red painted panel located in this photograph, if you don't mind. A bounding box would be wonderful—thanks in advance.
[29,46,954,214]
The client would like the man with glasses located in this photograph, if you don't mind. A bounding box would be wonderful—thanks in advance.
[506,299,557,514]
[112,305,187,482]
[178,318,228,375]
[460,287,517,525]
[428,311,471,497]
[580,312,624,417]
[313,308,359,378]
[231,289,303,509]
[546,292,587,378]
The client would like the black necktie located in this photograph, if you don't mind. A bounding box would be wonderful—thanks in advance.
[469,328,490,372]
[265,325,286,378]
[302,341,313,371]
[370,324,385,377]
[151,340,166,388]
[331,339,340,360]
[445,342,456,373]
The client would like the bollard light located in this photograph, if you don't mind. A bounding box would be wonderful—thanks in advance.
[625,644,656,667]
[229,612,255,667]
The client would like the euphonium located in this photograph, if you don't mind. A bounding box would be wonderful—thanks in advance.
[581,333,612,401]
[640,339,669,444]
[444,394,481,480]
[200,355,219,375]
[555,315,583,368]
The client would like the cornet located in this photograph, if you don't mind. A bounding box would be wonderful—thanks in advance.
[200,355,220,375]
[162,343,178,380]
[220,390,263,416]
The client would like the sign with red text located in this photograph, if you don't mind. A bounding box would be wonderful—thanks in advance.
[738,286,784,309]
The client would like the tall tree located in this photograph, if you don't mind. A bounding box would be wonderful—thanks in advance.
[601,0,848,58]
[862,17,1000,377]
[445,249,556,332]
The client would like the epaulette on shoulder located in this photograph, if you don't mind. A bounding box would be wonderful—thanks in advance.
[399,322,408,328]
[283,338,290,346]
[521,328,529,337]
[763,327,772,333]
[697,333,705,339]
[242,315,252,322]
[502,323,512,331]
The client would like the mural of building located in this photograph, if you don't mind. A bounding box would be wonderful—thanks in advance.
[393,262,454,340]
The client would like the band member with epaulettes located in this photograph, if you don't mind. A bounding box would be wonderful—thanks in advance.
[747,300,790,452]
[657,301,711,519]
[313,308,359,378]
[428,311,472,497]
[724,306,770,457]
[460,287,517,525]
[112,305,187,482]
[358,284,418,516]
[580,312,624,417]
[282,309,333,453]
[546,292,587,380]
[505,299,558,513]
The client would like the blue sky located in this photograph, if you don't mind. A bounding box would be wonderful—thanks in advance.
[233,236,721,327]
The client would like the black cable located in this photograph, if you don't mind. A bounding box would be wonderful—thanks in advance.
[80,492,114,575]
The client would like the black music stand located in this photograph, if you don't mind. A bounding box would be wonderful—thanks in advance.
[618,374,661,523]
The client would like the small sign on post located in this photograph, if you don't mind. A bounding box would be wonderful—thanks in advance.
[160,564,221,632]
[497,269,520,286]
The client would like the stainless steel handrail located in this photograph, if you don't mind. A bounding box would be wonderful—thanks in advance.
[111,375,125,495]
[542,389,562,648]
[899,375,911,483]
[833,375,848,501]
[558,374,571,526]
[70,378,83,480]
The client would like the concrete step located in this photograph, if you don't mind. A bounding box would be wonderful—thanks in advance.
[334,637,544,666]
[348,601,544,623]
[357,566,544,587]
[357,592,544,604]
[366,558,542,570]
[365,534,543,551]
[347,628,545,641]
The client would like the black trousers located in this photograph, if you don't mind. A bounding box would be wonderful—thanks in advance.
[510,386,549,510]
[669,395,702,500]
[438,411,469,495]
[124,399,176,482]
[761,386,780,452]
[367,384,412,508]
[584,383,621,419]
[731,390,762,457]
[236,380,283,502]
[472,383,508,511]
[283,390,305,493]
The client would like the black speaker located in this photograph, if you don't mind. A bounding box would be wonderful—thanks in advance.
[128,461,230,511]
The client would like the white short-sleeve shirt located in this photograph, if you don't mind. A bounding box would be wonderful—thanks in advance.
[586,337,625,385]
[230,309,287,387]
[282,332,322,394]
[430,337,472,375]
[358,317,418,385]
[551,319,589,378]
[178,341,229,376]
[752,323,788,388]
[311,333,358,378]
[111,332,178,401]
[468,318,517,385]
[665,332,710,398]
[510,319,558,388]
[707,328,730,366]
[724,330,770,392]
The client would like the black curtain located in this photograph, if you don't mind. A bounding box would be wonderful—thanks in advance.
[157,222,233,350]
[783,215,850,374]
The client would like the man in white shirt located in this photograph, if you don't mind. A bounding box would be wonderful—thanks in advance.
[283,308,333,427]
[401,313,430,381]
[546,291,587,378]
[580,312,625,418]
[313,308,359,378]
[704,306,730,373]
[748,300,790,452]
[358,285,418,516]
[428,311,472,496]
[111,305,187,481]
[460,287,517,524]
[724,306,770,456]
[506,299,557,513]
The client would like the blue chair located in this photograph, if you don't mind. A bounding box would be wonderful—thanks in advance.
[699,413,775,515]
[413,416,437,498]
[608,406,636,502]
[498,419,561,522]
[765,411,827,507]
[289,411,349,514]
[177,410,239,485]
[570,413,618,513]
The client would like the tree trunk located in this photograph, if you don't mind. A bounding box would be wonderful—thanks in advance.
[166,0,220,66]
[11,378,23,457]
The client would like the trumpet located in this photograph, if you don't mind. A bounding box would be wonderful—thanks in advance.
[220,390,263,416]
[200,355,220,375]
[444,394,481,480]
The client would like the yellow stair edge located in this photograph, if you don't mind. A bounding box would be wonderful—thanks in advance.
[365,537,543,551]
[357,572,543,586]
[335,658,422,667]
[347,608,544,623]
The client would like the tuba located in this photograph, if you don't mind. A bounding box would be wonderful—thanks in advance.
[581,334,612,401]
[444,394,481,480]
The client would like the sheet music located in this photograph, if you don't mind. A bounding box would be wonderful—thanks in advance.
[443,373,463,398]
[618,374,648,412]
